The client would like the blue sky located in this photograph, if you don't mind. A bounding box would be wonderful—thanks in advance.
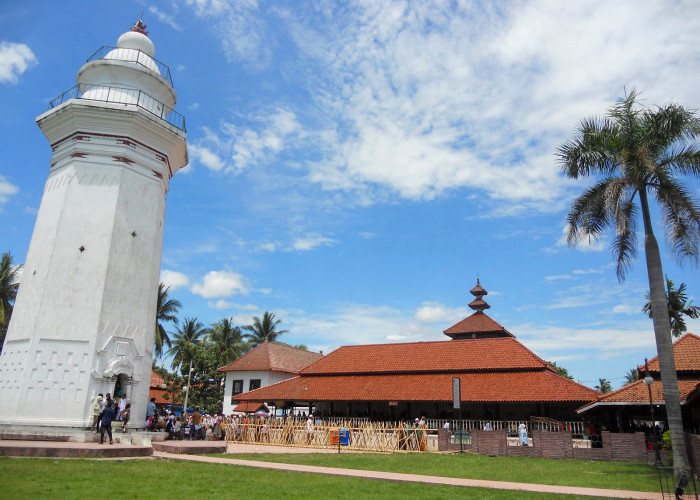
[2,1,700,390]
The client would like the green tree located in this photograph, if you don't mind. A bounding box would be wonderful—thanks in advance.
[166,317,208,370]
[557,88,700,472]
[209,317,249,365]
[547,360,574,380]
[623,368,640,386]
[594,378,612,393]
[0,253,22,354]
[154,283,181,359]
[243,311,289,347]
[187,342,225,414]
[643,276,700,337]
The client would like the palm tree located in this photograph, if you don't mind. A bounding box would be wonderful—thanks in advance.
[243,311,288,347]
[209,317,249,365]
[166,317,208,370]
[623,369,640,386]
[557,88,700,473]
[643,276,700,337]
[154,283,181,358]
[0,253,22,354]
[594,378,612,394]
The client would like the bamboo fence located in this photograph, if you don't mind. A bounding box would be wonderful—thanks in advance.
[222,417,432,452]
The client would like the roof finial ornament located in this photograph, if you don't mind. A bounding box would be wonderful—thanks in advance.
[468,277,490,312]
[131,14,148,36]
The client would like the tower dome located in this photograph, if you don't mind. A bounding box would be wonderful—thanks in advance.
[77,19,176,113]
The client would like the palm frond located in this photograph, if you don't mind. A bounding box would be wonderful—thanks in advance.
[566,178,617,246]
[642,102,700,155]
[654,176,700,263]
[612,196,638,281]
[557,117,620,178]
[658,143,700,177]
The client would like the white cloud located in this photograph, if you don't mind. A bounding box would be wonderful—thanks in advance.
[0,41,37,84]
[544,274,571,282]
[188,1,700,212]
[149,6,183,31]
[191,270,249,298]
[0,175,19,208]
[185,0,271,68]
[290,233,335,252]
[208,300,258,310]
[190,109,302,174]
[612,304,638,315]
[160,270,189,291]
[189,144,225,172]
[414,302,463,324]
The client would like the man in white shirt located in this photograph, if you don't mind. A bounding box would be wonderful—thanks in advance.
[117,394,127,420]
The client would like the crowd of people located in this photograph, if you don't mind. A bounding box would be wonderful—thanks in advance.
[91,392,130,444]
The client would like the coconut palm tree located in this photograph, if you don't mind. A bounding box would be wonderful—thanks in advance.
[623,368,640,386]
[0,253,22,354]
[154,283,181,359]
[643,277,700,338]
[209,317,249,365]
[594,378,612,394]
[167,317,208,370]
[243,311,288,347]
[557,88,700,473]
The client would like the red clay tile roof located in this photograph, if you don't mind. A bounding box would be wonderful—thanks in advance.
[234,370,599,403]
[217,342,323,374]
[443,312,514,338]
[232,402,269,413]
[578,378,700,412]
[150,370,165,388]
[641,333,700,374]
[149,388,169,405]
[301,337,543,375]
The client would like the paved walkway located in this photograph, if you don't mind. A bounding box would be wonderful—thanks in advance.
[154,447,664,499]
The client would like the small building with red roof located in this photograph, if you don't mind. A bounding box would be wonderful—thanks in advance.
[148,370,169,406]
[217,341,323,415]
[578,333,700,432]
[233,281,600,421]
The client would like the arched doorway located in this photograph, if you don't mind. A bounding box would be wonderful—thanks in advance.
[113,373,131,399]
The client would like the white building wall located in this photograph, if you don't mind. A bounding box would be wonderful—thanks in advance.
[222,371,294,415]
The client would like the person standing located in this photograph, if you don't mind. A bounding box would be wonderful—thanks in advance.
[100,401,116,444]
[191,408,202,440]
[117,394,127,421]
[91,394,103,433]
[518,423,529,446]
[306,414,314,444]
[121,403,131,433]
[146,397,156,430]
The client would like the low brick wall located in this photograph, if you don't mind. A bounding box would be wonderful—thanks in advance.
[438,429,652,464]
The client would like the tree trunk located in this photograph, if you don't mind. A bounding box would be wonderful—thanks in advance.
[644,233,689,474]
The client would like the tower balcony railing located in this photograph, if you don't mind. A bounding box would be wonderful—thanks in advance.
[49,84,186,132]
[86,46,174,86]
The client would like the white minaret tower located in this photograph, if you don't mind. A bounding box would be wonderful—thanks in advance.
[0,20,187,434]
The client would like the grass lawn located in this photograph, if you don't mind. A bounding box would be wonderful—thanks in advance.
[0,457,603,500]
[212,452,660,492]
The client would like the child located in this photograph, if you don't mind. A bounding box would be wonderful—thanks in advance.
[121,403,131,433]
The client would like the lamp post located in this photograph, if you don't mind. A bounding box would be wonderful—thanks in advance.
[182,360,193,417]
[643,358,662,467]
